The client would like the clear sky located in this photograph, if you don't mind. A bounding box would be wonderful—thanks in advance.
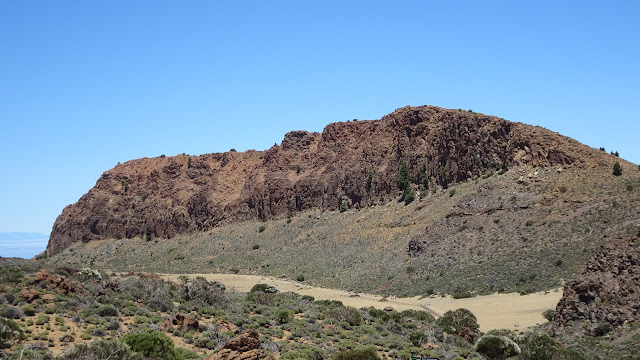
[1,1,638,241]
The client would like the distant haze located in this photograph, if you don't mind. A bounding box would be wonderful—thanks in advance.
[0,233,48,259]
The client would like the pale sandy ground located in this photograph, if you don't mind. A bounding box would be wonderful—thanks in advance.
[162,273,562,331]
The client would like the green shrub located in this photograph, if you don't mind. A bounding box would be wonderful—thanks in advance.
[178,276,226,308]
[36,315,50,325]
[397,162,410,191]
[436,308,479,333]
[0,266,24,283]
[249,283,278,294]
[452,287,473,299]
[0,316,25,348]
[476,335,521,359]
[58,339,141,360]
[328,306,362,326]
[407,330,428,347]
[367,307,390,321]
[542,309,555,321]
[594,322,612,336]
[258,225,266,233]
[296,274,305,282]
[338,195,348,212]
[517,332,560,360]
[613,162,622,176]
[97,304,118,317]
[122,331,183,360]
[333,347,381,360]
[276,309,292,324]
[403,188,415,205]
[2,306,24,319]
[449,189,457,197]
[486,329,517,340]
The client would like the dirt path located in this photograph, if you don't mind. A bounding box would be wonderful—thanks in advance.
[162,273,562,331]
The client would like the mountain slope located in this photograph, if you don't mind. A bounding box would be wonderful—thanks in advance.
[46,105,639,296]
[47,106,613,256]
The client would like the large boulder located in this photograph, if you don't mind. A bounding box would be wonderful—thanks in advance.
[553,230,640,334]
[206,330,266,360]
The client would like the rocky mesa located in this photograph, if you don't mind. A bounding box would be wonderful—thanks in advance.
[47,105,611,256]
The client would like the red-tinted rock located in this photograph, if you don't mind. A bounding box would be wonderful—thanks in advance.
[553,231,640,334]
[47,106,612,255]
[206,330,265,360]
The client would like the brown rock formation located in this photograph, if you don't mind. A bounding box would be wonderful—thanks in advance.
[48,106,610,255]
[206,330,265,360]
[33,269,79,293]
[553,230,640,334]
[161,313,200,332]
[19,289,40,302]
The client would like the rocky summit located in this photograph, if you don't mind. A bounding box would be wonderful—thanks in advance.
[47,106,612,256]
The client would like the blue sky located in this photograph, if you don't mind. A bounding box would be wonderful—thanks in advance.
[1,1,638,245]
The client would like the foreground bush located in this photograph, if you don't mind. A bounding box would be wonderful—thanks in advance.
[58,339,142,360]
[476,335,521,359]
[333,347,381,360]
[122,331,183,360]
[328,306,362,326]
[178,276,227,309]
[518,332,556,360]
[0,316,25,348]
[0,266,24,283]
[436,308,479,333]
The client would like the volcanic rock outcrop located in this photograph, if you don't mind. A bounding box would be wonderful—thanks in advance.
[48,106,610,255]
[553,230,640,334]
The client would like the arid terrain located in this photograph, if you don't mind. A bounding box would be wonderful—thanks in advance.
[2,106,639,359]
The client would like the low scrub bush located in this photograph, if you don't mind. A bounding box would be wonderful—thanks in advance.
[436,308,479,333]
[0,266,24,283]
[408,330,428,346]
[328,306,362,326]
[178,276,227,309]
[97,304,118,317]
[333,347,381,360]
[0,317,25,348]
[58,339,141,360]
[122,331,183,360]
[476,335,521,359]
[517,332,560,360]
[2,306,24,319]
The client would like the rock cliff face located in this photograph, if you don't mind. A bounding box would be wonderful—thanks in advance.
[553,231,640,334]
[47,106,609,255]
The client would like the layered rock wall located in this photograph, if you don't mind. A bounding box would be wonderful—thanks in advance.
[48,106,608,255]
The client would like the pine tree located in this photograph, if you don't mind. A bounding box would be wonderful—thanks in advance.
[613,162,622,176]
